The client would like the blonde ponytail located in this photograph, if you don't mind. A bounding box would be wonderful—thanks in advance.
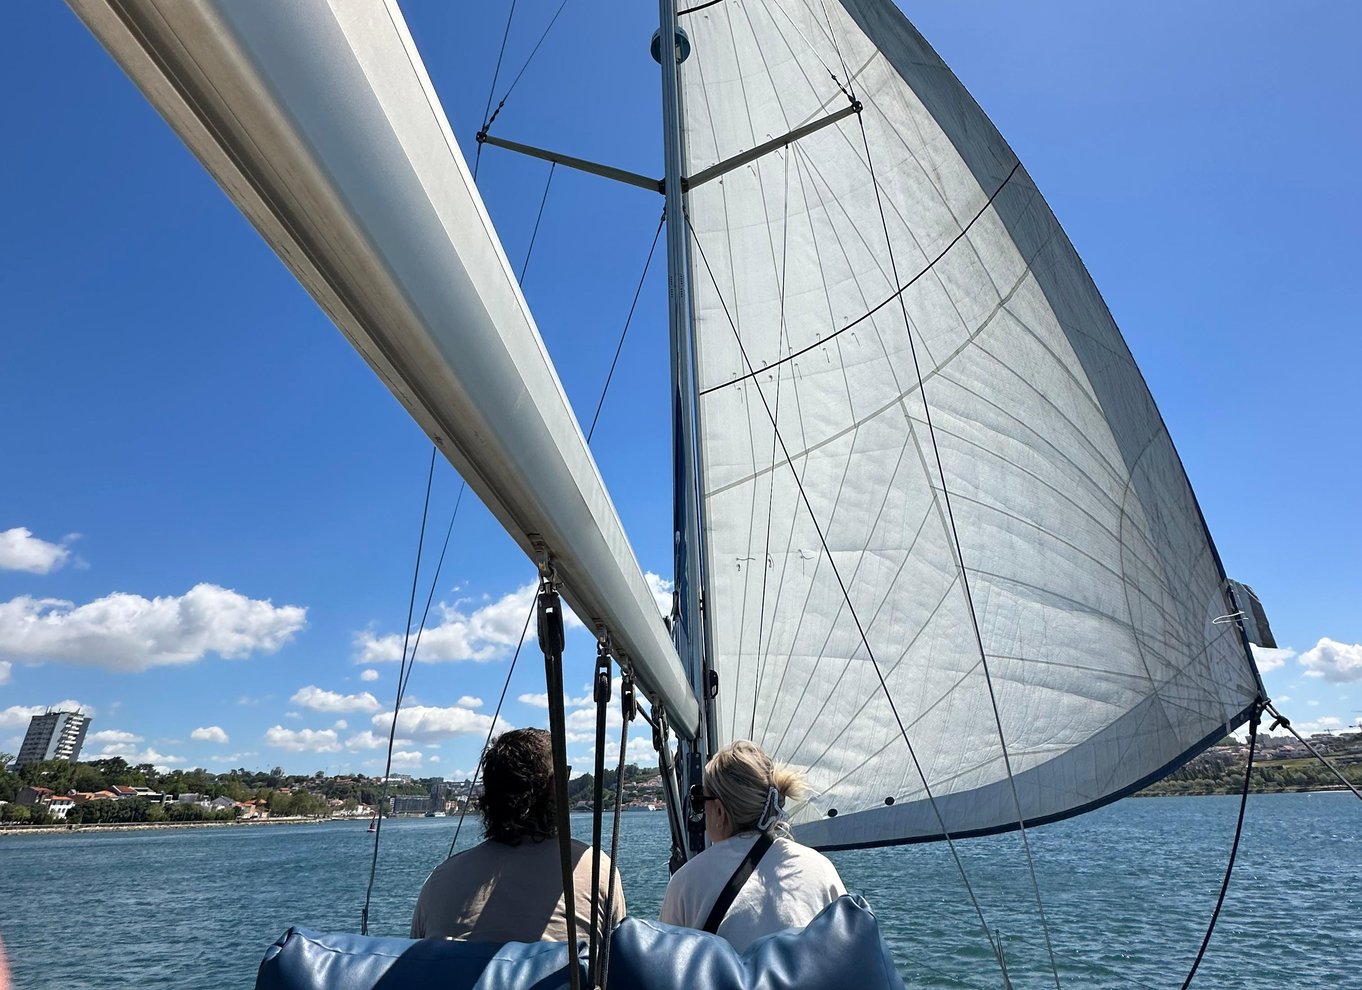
[705,740,807,836]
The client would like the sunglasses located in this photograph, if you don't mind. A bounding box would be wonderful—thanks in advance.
[688,783,718,818]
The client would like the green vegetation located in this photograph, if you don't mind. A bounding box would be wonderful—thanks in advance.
[1138,732,1362,797]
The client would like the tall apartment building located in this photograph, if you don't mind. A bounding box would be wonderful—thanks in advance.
[17,710,92,766]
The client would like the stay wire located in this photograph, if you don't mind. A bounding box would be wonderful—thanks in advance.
[686,216,1008,980]
[474,0,518,180]
[587,211,666,443]
[519,163,557,286]
[362,446,437,935]
[1264,701,1362,801]
[477,0,573,151]
[853,105,1058,988]
[447,583,542,859]
[1179,707,1262,989]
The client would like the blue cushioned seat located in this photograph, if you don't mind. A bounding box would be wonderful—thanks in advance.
[606,895,905,990]
[255,929,585,990]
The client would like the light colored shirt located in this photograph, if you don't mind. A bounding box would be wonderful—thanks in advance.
[411,836,625,943]
[659,831,846,952]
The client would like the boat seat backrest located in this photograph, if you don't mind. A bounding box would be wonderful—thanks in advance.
[255,929,583,990]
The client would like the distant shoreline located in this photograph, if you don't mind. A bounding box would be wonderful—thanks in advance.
[0,815,358,837]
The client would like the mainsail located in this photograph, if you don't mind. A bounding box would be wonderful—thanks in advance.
[679,0,1263,848]
[64,0,700,737]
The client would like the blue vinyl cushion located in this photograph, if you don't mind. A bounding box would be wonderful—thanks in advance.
[607,894,905,990]
[255,929,584,990]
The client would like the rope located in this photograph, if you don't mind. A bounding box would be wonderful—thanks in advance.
[598,670,635,990]
[1265,702,1362,801]
[362,446,437,935]
[588,648,611,984]
[587,211,666,443]
[854,108,1054,986]
[447,583,540,858]
[538,582,581,990]
[1179,708,1262,989]
[687,216,1009,981]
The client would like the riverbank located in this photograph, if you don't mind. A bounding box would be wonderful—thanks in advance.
[0,815,354,836]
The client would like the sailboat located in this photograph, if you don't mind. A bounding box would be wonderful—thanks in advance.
[60,0,1276,985]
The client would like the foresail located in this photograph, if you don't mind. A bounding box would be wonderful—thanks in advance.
[679,0,1262,847]
[67,0,700,737]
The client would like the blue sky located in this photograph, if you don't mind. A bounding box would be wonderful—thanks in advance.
[1,1,1358,777]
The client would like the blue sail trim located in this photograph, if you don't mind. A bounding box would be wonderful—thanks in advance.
[806,698,1264,852]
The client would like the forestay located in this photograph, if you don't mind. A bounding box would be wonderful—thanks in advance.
[66,0,699,737]
[679,0,1262,847]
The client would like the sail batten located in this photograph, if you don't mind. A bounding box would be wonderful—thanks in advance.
[682,0,1261,847]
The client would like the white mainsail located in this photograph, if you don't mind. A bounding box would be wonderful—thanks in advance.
[64,0,700,737]
[679,0,1262,847]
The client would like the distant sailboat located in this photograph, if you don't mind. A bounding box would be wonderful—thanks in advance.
[64,0,1274,984]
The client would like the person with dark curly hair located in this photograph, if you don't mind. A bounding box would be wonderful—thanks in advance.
[410,728,625,942]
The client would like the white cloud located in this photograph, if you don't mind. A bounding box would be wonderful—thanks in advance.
[290,685,381,714]
[0,700,94,729]
[209,752,258,764]
[372,704,510,744]
[0,661,10,685]
[96,742,184,767]
[191,726,229,744]
[1251,645,1296,673]
[0,528,71,574]
[285,711,302,720]
[1292,716,1347,735]
[389,750,424,769]
[359,669,380,682]
[0,584,306,672]
[344,729,415,752]
[333,720,349,730]
[264,726,341,753]
[88,729,144,745]
[1298,638,1362,682]
[518,690,592,710]
[355,580,580,664]
[456,696,483,709]
[643,571,673,617]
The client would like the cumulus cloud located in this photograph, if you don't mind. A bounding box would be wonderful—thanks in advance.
[290,685,381,714]
[1251,645,1295,673]
[1292,716,1347,735]
[88,729,144,745]
[1298,638,1362,682]
[0,584,306,672]
[359,669,380,682]
[264,726,341,753]
[518,690,592,710]
[355,580,580,664]
[345,729,407,751]
[333,720,348,731]
[191,726,229,744]
[0,700,94,729]
[643,571,673,617]
[389,750,424,769]
[456,696,483,709]
[0,528,71,574]
[96,742,184,767]
[372,705,510,744]
[0,661,9,685]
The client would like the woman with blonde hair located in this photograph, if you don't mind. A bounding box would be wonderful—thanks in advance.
[659,740,846,951]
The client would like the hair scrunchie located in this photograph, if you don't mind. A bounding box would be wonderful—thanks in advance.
[755,784,783,832]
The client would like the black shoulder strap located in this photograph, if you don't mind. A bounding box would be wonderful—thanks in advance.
[702,832,775,934]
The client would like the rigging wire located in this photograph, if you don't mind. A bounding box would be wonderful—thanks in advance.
[686,215,1010,984]
[361,446,437,935]
[473,0,519,180]
[519,163,557,285]
[1264,702,1362,801]
[587,211,666,443]
[476,0,573,152]
[851,104,1061,988]
[597,670,634,990]
[447,587,541,859]
[1178,707,1262,989]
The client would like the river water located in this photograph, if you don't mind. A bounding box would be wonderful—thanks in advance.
[1,792,1357,988]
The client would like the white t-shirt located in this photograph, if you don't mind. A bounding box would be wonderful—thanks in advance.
[658,831,846,952]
